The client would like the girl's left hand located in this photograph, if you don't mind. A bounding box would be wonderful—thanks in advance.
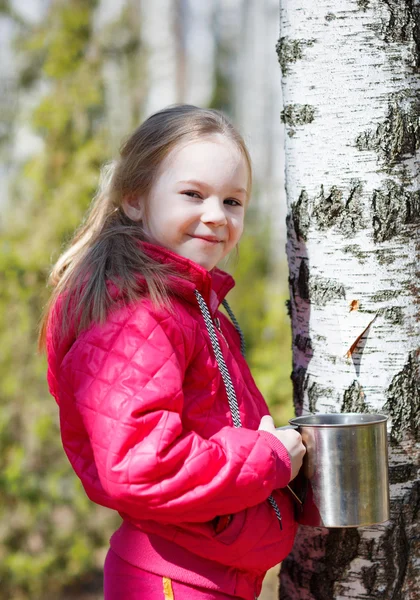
[258,415,306,482]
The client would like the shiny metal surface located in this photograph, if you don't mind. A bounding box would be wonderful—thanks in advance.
[289,413,390,528]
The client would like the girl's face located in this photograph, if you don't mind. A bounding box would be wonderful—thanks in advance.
[124,134,249,271]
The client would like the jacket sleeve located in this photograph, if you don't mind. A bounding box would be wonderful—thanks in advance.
[69,302,291,524]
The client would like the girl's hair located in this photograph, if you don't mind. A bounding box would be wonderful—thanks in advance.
[38,104,252,350]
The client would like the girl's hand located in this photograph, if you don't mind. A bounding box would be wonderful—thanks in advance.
[258,415,306,482]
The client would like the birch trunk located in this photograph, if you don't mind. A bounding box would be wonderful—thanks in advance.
[277,1,420,598]
[139,0,179,115]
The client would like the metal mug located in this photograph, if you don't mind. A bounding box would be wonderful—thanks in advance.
[284,413,390,528]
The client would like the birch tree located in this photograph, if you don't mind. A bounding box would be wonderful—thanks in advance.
[277,1,420,598]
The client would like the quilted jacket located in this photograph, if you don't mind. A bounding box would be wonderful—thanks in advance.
[46,242,298,599]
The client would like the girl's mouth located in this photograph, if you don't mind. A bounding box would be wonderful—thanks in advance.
[190,236,222,244]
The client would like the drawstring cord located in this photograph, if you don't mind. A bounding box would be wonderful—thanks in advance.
[221,299,246,358]
[194,290,283,530]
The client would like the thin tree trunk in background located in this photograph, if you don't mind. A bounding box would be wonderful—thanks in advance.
[277,1,420,598]
[140,0,179,114]
[174,0,187,103]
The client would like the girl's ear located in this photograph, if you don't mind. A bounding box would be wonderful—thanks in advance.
[121,194,145,222]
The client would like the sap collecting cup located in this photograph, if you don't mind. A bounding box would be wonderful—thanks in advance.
[285,413,390,528]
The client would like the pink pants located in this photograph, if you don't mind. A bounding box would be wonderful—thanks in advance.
[104,549,241,599]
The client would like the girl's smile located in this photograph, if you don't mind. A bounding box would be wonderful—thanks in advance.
[123,134,249,270]
[189,235,223,243]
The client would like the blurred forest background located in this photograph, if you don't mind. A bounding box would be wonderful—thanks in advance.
[0,0,293,598]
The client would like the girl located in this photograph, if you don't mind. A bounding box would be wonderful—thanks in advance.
[40,104,305,600]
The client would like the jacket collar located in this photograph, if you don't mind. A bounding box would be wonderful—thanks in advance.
[140,241,235,314]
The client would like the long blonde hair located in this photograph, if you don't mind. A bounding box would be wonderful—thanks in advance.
[38,104,252,350]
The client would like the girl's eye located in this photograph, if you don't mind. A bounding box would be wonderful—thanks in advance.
[182,192,242,206]
[183,191,202,199]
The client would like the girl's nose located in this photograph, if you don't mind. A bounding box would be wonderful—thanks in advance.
[201,198,227,226]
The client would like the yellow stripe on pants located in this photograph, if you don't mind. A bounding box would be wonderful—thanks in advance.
[162,576,174,600]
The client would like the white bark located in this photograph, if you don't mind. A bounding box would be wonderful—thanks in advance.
[183,0,215,107]
[140,0,180,115]
[278,1,420,598]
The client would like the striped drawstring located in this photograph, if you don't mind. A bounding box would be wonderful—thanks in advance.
[194,290,283,529]
[195,291,243,427]
[221,299,246,358]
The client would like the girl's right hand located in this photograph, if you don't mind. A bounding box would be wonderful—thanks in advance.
[258,415,306,482]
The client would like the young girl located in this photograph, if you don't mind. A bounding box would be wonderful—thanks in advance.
[40,104,305,600]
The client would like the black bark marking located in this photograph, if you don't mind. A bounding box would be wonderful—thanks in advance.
[308,382,334,413]
[297,259,310,301]
[372,180,420,242]
[309,529,361,599]
[376,0,420,70]
[389,462,417,484]
[361,564,378,596]
[294,333,313,354]
[291,190,311,242]
[291,366,308,416]
[381,502,411,597]
[281,104,315,127]
[371,289,403,302]
[325,13,337,22]
[342,245,398,266]
[288,273,297,302]
[342,244,371,264]
[357,0,370,10]
[341,379,369,412]
[309,275,346,306]
[291,183,366,241]
[355,92,420,171]
[400,480,420,597]
[379,306,404,325]
[376,247,399,265]
[383,351,420,442]
[342,181,366,235]
[313,181,365,237]
[276,37,316,75]
[313,185,343,229]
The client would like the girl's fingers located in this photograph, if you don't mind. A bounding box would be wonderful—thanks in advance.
[258,415,275,431]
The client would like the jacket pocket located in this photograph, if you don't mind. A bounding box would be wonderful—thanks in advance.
[211,509,247,545]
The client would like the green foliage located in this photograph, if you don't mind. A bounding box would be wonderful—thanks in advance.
[43,5,93,79]
[0,2,119,598]
[0,0,10,14]
[208,42,233,115]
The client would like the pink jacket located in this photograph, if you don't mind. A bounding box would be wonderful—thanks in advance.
[47,242,297,600]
